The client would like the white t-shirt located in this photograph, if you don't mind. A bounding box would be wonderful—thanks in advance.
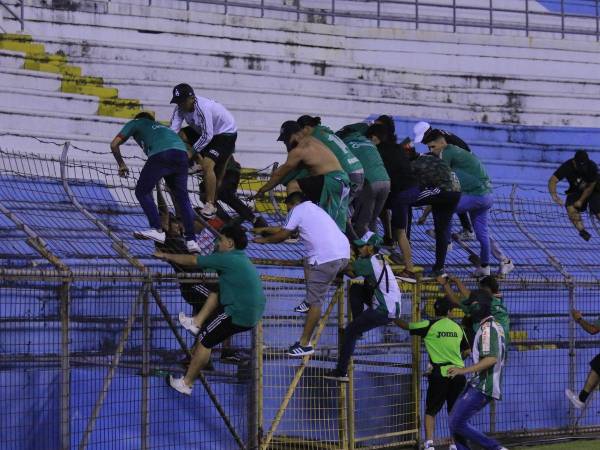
[284,201,350,265]
[170,95,237,153]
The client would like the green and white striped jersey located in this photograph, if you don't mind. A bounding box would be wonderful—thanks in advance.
[471,317,506,400]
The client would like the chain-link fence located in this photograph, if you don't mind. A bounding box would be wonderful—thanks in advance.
[1,148,599,449]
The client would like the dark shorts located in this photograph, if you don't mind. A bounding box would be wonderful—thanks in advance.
[426,370,467,416]
[590,353,600,375]
[180,281,219,316]
[298,175,325,204]
[198,306,252,349]
[181,127,236,170]
[566,191,600,215]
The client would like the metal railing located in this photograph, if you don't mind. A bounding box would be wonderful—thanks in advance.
[160,0,600,41]
[0,0,24,31]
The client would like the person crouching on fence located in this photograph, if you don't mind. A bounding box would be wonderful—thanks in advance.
[155,222,266,395]
[323,232,402,382]
[110,111,200,253]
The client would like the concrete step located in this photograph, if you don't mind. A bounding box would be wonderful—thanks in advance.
[0,66,62,91]
[0,86,99,115]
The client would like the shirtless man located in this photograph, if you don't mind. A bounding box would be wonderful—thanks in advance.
[255,121,351,231]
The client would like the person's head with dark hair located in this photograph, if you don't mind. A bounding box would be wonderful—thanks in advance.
[573,150,593,175]
[296,115,322,138]
[277,120,304,152]
[134,111,156,121]
[422,129,447,156]
[170,83,196,113]
[284,191,308,209]
[366,123,388,146]
[218,221,248,251]
[434,295,455,317]
[166,212,184,238]
[479,275,499,295]
[463,289,493,323]
[374,115,397,143]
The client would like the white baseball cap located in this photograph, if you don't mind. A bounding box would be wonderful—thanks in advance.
[413,121,431,144]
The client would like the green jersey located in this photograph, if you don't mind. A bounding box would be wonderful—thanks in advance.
[196,250,266,327]
[352,255,402,318]
[409,317,469,377]
[441,144,491,195]
[471,317,506,400]
[312,125,363,174]
[342,132,390,183]
[460,295,510,344]
[118,118,187,158]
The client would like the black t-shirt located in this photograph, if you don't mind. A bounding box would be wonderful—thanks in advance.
[377,141,418,193]
[441,130,470,152]
[156,237,217,307]
[553,159,599,194]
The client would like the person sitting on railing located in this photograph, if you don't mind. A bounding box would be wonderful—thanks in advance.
[253,191,350,357]
[446,291,509,450]
[155,222,266,395]
[548,150,600,242]
[254,121,351,232]
[423,129,514,278]
[414,121,475,242]
[336,123,391,240]
[323,232,402,382]
[109,111,200,254]
[170,83,238,220]
[395,296,470,450]
[566,308,600,409]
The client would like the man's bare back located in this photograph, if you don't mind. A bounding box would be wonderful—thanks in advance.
[290,136,342,176]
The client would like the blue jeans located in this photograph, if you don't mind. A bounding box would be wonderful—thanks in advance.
[336,286,390,374]
[135,150,196,241]
[456,193,492,265]
[448,385,503,450]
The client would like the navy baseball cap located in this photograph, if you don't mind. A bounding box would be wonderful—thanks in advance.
[170,83,195,104]
[277,121,302,143]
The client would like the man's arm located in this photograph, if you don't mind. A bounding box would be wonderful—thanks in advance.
[254,228,293,244]
[437,275,463,304]
[447,275,470,299]
[192,103,215,153]
[393,318,410,330]
[170,106,184,133]
[154,252,198,267]
[256,147,304,196]
[110,135,129,177]
[448,356,497,376]
[572,309,600,335]
[548,175,563,206]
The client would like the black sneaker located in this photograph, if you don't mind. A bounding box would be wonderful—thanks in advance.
[579,229,592,241]
[287,342,314,357]
[323,369,349,383]
[220,350,246,364]
[294,301,310,313]
[253,216,268,229]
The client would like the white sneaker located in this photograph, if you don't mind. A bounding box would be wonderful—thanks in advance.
[168,375,192,396]
[133,229,165,243]
[565,388,585,409]
[500,259,515,276]
[424,440,435,450]
[200,202,217,219]
[473,265,491,278]
[449,445,457,450]
[186,240,201,253]
[457,230,476,241]
[178,312,200,336]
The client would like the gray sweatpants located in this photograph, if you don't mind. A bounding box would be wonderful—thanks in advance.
[352,180,391,238]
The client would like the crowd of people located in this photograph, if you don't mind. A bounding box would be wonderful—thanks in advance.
[108,84,599,450]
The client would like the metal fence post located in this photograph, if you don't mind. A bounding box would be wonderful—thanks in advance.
[141,281,151,450]
[415,0,419,30]
[261,0,264,18]
[596,0,599,41]
[346,281,356,450]
[297,0,300,21]
[567,283,576,429]
[525,0,529,37]
[453,0,457,32]
[561,0,565,39]
[249,322,263,449]
[376,0,381,28]
[411,282,422,448]
[331,0,335,25]
[337,283,348,449]
[224,0,228,15]
[59,281,71,450]
[489,0,493,34]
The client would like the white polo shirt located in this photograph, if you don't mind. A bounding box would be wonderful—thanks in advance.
[284,201,350,265]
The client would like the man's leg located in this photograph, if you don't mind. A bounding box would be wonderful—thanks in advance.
[218,169,256,223]
[424,372,449,446]
[349,283,366,320]
[449,385,502,450]
[183,342,212,387]
[164,151,196,241]
[458,213,473,233]
[201,156,218,204]
[430,192,459,272]
[466,195,493,267]
[135,155,170,231]
[368,181,391,232]
[352,181,374,238]
[578,354,600,404]
[336,309,389,374]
